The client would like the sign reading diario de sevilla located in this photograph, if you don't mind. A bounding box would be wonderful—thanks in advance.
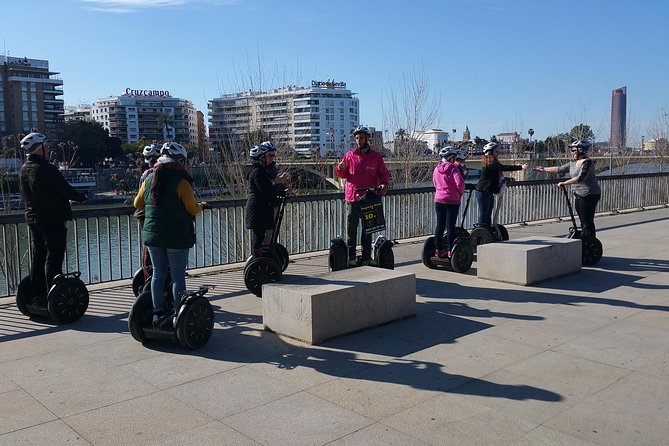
[311,80,346,89]
[123,88,171,98]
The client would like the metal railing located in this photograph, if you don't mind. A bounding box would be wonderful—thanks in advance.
[0,172,667,298]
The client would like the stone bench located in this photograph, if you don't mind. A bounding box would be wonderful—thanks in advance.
[262,267,416,344]
[477,236,581,285]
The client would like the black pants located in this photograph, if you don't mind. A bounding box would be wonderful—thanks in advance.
[28,221,67,297]
[346,201,372,260]
[574,194,600,238]
[434,202,460,252]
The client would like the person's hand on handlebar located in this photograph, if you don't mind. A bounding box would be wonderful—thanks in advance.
[76,193,88,203]
[199,201,212,210]
[378,183,388,195]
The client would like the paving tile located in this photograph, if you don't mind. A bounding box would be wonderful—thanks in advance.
[64,392,213,446]
[166,366,304,420]
[329,422,429,445]
[0,389,56,434]
[149,420,258,446]
[449,350,629,425]
[382,392,538,446]
[0,420,92,445]
[223,392,372,446]
[545,372,669,446]
[508,425,599,446]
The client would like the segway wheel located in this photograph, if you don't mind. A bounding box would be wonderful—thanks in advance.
[269,243,290,272]
[132,268,147,297]
[128,291,153,342]
[421,236,437,269]
[15,276,34,317]
[47,278,89,324]
[450,240,473,273]
[244,257,281,297]
[377,243,395,270]
[454,227,470,240]
[176,298,215,349]
[470,227,496,253]
[328,242,348,272]
[582,237,603,266]
[494,224,509,241]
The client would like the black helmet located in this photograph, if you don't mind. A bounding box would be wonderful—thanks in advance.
[569,140,591,153]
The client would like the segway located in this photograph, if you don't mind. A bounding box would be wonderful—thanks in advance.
[470,179,513,252]
[243,195,290,297]
[128,284,215,349]
[329,188,395,271]
[561,186,603,266]
[15,272,89,324]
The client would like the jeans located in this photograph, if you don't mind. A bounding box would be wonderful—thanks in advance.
[28,221,67,298]
[147,246,189,313]
[346,201,372,260]
[574,194,600,238]
[434,203,460,252]
[475,191,495,227]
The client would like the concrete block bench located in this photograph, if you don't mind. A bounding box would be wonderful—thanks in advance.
[262,267,416,344]
[477,236,581,285]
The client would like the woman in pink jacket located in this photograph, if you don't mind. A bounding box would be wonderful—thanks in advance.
[433,146,465,258]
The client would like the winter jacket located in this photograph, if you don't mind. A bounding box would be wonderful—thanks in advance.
[433,161,465,205]
[134,166,201,249]
[244,162,286,230]
[18,154,86,225]
[476,158,523,194]
[335,147,391,202]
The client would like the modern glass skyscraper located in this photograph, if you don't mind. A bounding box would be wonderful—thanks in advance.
[609,86,627,150]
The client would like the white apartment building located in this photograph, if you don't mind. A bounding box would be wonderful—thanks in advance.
[415,129,451,153]
[64,104,92,122]
[92,89,198,145]
[208,80,359,157]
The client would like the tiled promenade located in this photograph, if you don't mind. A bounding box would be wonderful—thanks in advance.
[1,207,668,445]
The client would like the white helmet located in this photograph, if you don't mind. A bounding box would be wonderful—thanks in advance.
[142,143,161,159]
[569,140,592,153]
[353,126,371,136]
[456,149,468,160]
[20,132,48,154]
[438,146,458,159]
[249,141,277,159]
[483,142,499,154]
[160,142,187,159]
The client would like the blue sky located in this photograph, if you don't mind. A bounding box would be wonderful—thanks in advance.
[2,0,667,144]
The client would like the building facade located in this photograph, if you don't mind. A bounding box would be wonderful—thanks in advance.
[0,56,64,140]
[208,80,359,157]
[610,86,627,150]
[414,129,451,153]
[91,89,198,145]
[64,104,93,122]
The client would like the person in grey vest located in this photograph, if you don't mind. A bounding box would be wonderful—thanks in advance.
[133,142,204,328]
[533,140,601,238]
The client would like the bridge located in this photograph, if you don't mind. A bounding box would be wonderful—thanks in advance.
[272,156,668,190]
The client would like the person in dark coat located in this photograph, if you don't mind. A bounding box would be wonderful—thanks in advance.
[243,141,290,259]
[18,132,87,301]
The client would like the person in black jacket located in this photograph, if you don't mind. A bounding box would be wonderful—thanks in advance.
[18,133,87,301]
[243,141,290,259]
[475,142,528,227]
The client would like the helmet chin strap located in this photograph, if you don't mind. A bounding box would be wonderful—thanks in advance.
[359,144,370,154]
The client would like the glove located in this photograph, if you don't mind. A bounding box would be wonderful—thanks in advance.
[199,202,212,210]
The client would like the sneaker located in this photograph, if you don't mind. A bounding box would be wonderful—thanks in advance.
[348,259,359,267]
[436,249,449,259]
[152,311,173,330]
[447,251,452,258]
[365,259,378,267]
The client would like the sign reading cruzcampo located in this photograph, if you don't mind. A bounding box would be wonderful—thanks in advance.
[123,88,171,98]
[311,80,347,89]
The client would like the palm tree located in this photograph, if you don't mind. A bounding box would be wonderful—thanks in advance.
[156,112,176,141]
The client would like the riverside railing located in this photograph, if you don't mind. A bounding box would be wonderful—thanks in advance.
[0,172,667,298]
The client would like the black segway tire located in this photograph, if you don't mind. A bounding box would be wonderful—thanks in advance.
[132,268,147,297]
[454,227,470,240]
[494,224,510,241]
[244,257,281,297]
[470,227,496,253]
[450,240,473,273]
[377,242,395,270]
[47,278,89,324]
[421,236,437,269]
[329,242,348,272]
[128,291,153,342]
[269,243,290,272]
[176,298,215,349]
[582,237,603,266]
[15,276,34,317]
